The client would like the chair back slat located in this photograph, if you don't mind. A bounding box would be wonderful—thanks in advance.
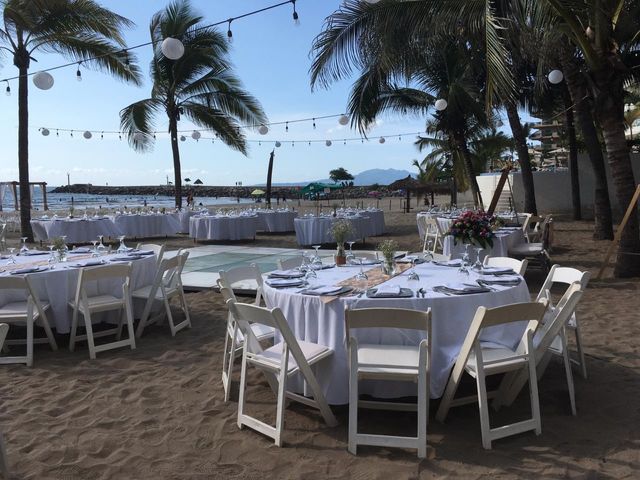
[536,265,589,302]
[345,307,430,333]
[483,256,528,276]
[79,263,131,283]
[535,283,583,351]
[0,323,8,350]
[278,256,302,270]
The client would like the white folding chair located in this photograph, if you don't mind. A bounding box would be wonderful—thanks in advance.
[345,307,431,458]
[218,284,275,402]
[483,256,528,276]
[535,265,590,379]
[497,283,585,416]
[508,218,553,272]
[0,223,6,251]
[68,263,136,359]
[132,250,191,338]
[219,264,266,307]
[227,299,338,446]
[523,215,548,243]
[436,301,547,449]
[0,276,58,367]
[135,243,166,265]
[418,215,443,253]
[277,256,303,270]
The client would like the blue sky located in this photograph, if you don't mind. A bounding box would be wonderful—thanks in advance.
[0,0,507,187]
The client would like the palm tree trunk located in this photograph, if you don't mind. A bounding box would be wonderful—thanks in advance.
[17,58,33,241]
[505,101,537,215]
[595,77,640,277]
[452,132,482,208]
[266,150,274,208]
[560,45,613,239]
[169,116,182,209]
[563,91,581,220]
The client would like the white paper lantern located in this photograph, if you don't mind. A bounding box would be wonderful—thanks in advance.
[191,130,201,140]
[379,137,386,144]
[41,128,50,136]
[338,114,349,126]
[548,69,564,84]
[434,98,448,111]
[180,135,186,142]
[275,141,282,147]
[33,71,54,90]
[258,124,269,135]
[325,140,332,147]
[83,131,92,139]
[161,37,185,60]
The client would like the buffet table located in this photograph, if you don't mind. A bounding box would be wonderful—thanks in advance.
[189,215,258,241]
[112,213,181,238]
[31,217,122,244]
[256,210,297,233]
[262,261,530,404]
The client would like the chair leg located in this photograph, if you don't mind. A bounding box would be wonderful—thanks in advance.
[82,311,97,360]
[163,295,176,336]
[475,365,492,449]
[348,362,358,455]
[135,298,154,339]
[237,345,249,429]
[40,315,58,351]
[274,357,289,447]
[573,323,587,379]
[0,431,9,479]
[179,288,192,329]
[560,330,577,416]
[224,324,239,403]
[417,363,428,459]
[528,349,542,435]
[26,317,34,367]
[116,307,124,341]
[124,299,136,351]
[69,307,79,352]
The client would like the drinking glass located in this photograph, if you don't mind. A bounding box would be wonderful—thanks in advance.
[303,267,318,286]
[458,244,471,277]
[7,247,16,264]
[117,235,127,254]
[97,235,107,255]
[346,241,356,264]
[473,247,484,271]
[407,257,420,282]
[91,240,99,257]
[47,245,57,269]
[311,245,322,269]
[20,236,28,253]
[355,259,369,291]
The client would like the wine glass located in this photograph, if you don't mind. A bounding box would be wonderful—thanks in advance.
[346,241,356,264]
[311,245,322,269]
[458,244,471,277]
[303,267,318,286]
[116,235,127,254]
[91,240,99,257]
[7,247,16,264]
[355,258,369,291]
[422,240,434,263]
[97,235,107,255]
[47,245,57,269]
[473,247,484,271]
[20,236,28,254]
[407,257,420,282]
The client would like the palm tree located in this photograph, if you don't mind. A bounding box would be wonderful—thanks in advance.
[1,0,141,241]
[120,0,266,209]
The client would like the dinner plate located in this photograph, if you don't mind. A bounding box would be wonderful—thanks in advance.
[366,287,413,298]
[10,266,48,275]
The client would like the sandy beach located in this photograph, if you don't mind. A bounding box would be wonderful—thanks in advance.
[1,203,639,479]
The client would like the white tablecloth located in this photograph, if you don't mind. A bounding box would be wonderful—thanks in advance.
[294,216,368,246]
[0,252,157,333]
[256,211,297,232]
[444,229,526,260]
[171,210,196,233]
[359,209,385,236]
[189,215,258,241]
[112,214,181,238]
[263,262,530,404]
[31,217,121,244]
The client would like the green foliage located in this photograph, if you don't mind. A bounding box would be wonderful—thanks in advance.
[329,167,354,183]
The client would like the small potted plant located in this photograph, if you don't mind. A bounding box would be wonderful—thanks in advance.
[378,239,399,275]
[330,219,354,265]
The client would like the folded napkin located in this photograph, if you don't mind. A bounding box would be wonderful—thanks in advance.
[396,255,425,264]
[77,259,106,267]
[265,278,304,287]
[71,247,92,254]
[302,285,343,295]
[357,259,381,265]
[480,266,515,275]
[368,285,402,298]
[268,269,304,279]
[10,266,46,275]
[477,274,521,285]
[20,250,48,256]
[433,259,462,267]
[434,283,490,294]
[130,250,154,256]
[110,255,135,262]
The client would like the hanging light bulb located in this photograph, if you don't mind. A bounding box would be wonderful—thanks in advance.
[343,139,347,145]
[180,135,186,142]
[548,69,564,84]
[227,19,233,42]
[275,141,282,147]
[70,130,74,137]
[312,118,316,129]
[33,71,54,90]
[338,114,349,126]
[291,141,295,147]
[41,128,50,136]
[325,140,332,147]
[161,38,185,60]
[434,98,448,111]
[4,81,10,96]
[76,63,82,82]
[191,130,201,140]
[379,137,386,144]
[285,121,289,133]
[291,0,300,26]
[258,124,269,135]
[83,131,92,139]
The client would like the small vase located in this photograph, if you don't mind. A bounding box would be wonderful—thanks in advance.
[335,255,346,266]
[57,249,67,262]
[382,259,395,275]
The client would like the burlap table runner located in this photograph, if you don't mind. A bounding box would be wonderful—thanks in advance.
[2,253,95,273]
[338,262,411,290]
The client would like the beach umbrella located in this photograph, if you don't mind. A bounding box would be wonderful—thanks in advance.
[251,189,265,195]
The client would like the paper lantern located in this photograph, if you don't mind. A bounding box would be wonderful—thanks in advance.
[325,140,332,147]
[191,130,201,140]
[33,71,54,90]
[180,135,186,142]
[548,70,564,84]
[258,124,269,135]
[41,128,50,136]
[338,114,349,126]
[161,37,185,60]
[275,141,282,147]
[434,99,448,111]
[379,137,386,144]
[83,131,92,139]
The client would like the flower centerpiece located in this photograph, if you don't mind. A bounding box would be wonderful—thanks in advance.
[447,210,495,249]
[378,239,399,275]
[330,219,354,265]
[51,236,68,262]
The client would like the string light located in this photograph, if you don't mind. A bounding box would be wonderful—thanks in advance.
[285,121,289,133]
[83,131,92,139]
[4,81,9,96]
[291,0,300,26]
[76,63,82,82]
[227,19,233,42]
[312,118,316,129]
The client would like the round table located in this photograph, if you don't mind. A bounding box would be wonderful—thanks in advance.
[0,252,157,333]
[31,217,122,244]
[444,228,526,260]
[256,210,298,232]
[262,262,530,404]
[112,214,181,238]
[189,215,258,241]
[293,216,368,246]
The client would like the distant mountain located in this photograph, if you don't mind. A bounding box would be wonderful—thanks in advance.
[272,168,414,187]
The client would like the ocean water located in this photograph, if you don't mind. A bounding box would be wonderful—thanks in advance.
[0,190,253,211]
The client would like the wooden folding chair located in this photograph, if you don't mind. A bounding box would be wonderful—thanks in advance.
[68,263,135,359]
[132,250,191,338]
[536,265,590,379]
[436,302,547,449]
[0,276,58,366]
[227,299,338,446]
[345,307,431,458]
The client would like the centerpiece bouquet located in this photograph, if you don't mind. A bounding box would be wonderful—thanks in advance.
[378,239,399,275]
[447,210,495,249]
[330,219,354,265]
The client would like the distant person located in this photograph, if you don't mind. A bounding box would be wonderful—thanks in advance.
[143,199,147,207]
[187,191,194,207]
[106,197,109,203]
[282,193,287,203]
